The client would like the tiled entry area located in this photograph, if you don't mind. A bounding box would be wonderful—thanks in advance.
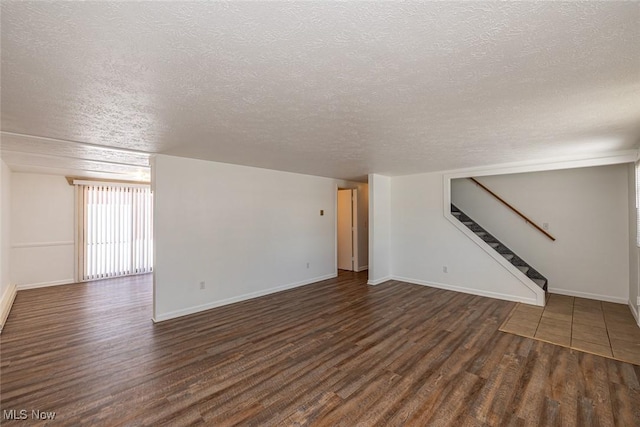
[500,294,640,365]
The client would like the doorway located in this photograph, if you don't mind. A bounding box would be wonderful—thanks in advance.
[337,188,357,271]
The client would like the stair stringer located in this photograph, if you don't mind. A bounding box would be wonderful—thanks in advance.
[443,209,546,307]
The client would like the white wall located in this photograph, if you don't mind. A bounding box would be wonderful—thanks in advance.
[368,174,391,285]
[11,173,75,288]
[390,172,538,303]
[153,154,351,321]
[628,163,640,324]
[452,164,629,303]
[0,160,14,328]
[1,161,11,296]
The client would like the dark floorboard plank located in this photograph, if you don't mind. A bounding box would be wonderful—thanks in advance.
[1,271,638,426]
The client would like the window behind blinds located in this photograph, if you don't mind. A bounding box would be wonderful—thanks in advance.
[79,184,153,281]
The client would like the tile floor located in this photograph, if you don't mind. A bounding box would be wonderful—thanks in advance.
[500,294,640,365]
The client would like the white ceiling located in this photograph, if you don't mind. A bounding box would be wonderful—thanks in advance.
[1,2,639,182]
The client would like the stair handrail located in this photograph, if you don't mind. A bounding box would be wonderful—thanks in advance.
[468,177,556,241]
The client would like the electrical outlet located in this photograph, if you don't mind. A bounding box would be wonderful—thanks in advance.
[306,262,310,269]
[199,281,205,290]
[443,266,448,273]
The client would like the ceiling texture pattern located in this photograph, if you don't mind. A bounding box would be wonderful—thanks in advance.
[1,2,639,181]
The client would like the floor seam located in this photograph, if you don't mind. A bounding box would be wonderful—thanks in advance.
[569,296,575,347]
[602,303,615,359]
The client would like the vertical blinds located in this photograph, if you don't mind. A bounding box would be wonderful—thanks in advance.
[80,185,153,281]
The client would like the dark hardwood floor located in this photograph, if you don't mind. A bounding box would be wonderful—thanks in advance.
[1,271,639,426]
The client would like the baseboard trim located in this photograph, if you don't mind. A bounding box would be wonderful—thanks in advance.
[0,284,17,333]
[628,301,640,328]
[548,288,628,305]
[153,273,338,323]
[391,275,539,306]
[355,265,369,272]
[16,279,75,291]
[367,276,391,286]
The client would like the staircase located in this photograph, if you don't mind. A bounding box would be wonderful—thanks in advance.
[451,204,548,292]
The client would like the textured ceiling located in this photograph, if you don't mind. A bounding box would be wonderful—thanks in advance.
[1,2,639,181]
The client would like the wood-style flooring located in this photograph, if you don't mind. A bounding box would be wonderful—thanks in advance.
[500,294,640,365]
[1,272,639,426]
